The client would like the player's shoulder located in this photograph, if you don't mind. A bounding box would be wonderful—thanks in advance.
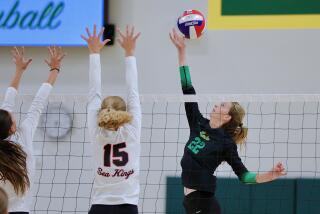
[122,124,140,140]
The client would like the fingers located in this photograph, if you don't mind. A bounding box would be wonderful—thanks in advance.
[172,28,178,40]
[11,49,19,59]
[277,162,284,170]
[117,28,125,39]
[98,27,105,39]
[130,26,135,37]
[48,46,63,57]
[93,24,97,37]
[274,162,287,176]
[126,25,137,38]
[56,46,66,60]
[57,47,66,60]
[44,59,50,67]
[26,59,33,66]
[86,27,92,38]
[12,46,21,58]
[117,26,140,40]
[47,46,66,60]
[169,28,182,46]
[102,39,111,46]
[58,53,67,61]
[81,35,88,42]
[47,46,54,56]
[84,25,106,40]
[126,25,129,36]
[52,46,57,55]
[11,47,32,67]
[58,46,63,55]
[133,32,141,41]
[172,28,177,35]
[169,31,175,43]
[14,47,20,56]
[172,28,185,41]
[48,46,56,57]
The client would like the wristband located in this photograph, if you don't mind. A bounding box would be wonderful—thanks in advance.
[50,68,60,72]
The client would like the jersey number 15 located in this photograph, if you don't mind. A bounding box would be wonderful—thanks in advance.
[104,142,129,167]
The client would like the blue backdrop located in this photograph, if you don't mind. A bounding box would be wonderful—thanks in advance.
[0,0,104,46]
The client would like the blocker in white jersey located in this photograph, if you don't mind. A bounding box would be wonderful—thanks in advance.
[0,47,65,214]
[82,25,141,214]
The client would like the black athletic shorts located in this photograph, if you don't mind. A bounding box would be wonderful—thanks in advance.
[183,191,221,214]
[89,204,138,214]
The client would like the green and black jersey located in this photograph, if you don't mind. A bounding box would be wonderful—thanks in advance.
[179,65,256,193]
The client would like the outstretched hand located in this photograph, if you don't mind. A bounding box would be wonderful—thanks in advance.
[81,25,110,54]
[169,28,186,53]
[11,47,32,73]
[44,46,66,70]
[117,25,140,57]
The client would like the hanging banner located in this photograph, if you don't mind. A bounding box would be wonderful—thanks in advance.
[0,0,104,46]
[208,0,320,29]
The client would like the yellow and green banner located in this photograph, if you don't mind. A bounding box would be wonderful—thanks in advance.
[208,0,320,29]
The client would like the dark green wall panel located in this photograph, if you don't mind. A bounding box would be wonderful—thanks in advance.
[166,177,320,214]
[222,0,320,15]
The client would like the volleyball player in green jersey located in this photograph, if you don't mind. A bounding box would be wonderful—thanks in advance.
[170,29,287,214]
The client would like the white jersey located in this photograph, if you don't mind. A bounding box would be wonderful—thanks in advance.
[0,83,52,212]
[88,54,141,205]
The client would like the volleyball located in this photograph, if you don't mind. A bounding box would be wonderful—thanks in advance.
[177,9,206,39]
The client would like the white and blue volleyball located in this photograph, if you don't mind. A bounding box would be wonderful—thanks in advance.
[177,10,206,39]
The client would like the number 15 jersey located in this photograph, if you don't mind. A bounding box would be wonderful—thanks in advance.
[87,54,141,205]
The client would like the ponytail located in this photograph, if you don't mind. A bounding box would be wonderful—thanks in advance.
[98,96,132,130]
[222,102,248,145]
[98,108,132,130]
[234,125,248,146]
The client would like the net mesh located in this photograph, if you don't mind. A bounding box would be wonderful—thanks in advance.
[3,94,320,213]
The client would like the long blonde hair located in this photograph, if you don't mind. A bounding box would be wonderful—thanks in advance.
[98,96,133,130]
[221,102,248,145]
[0,187,8,214]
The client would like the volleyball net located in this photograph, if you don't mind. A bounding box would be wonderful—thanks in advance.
[5,94,320,214]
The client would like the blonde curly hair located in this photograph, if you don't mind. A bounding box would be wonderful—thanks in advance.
[98,96,132,130]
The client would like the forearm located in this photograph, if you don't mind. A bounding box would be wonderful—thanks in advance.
[241,171,281,184]
[88,54,102,109]
[21,83,52,138]
[89,54,102,96]
[10,70,24,90]
[46,70,59,86]
[178,50,186,66]
[256,172,278,183]
[125,56,138,93]
[125,56,140,116]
